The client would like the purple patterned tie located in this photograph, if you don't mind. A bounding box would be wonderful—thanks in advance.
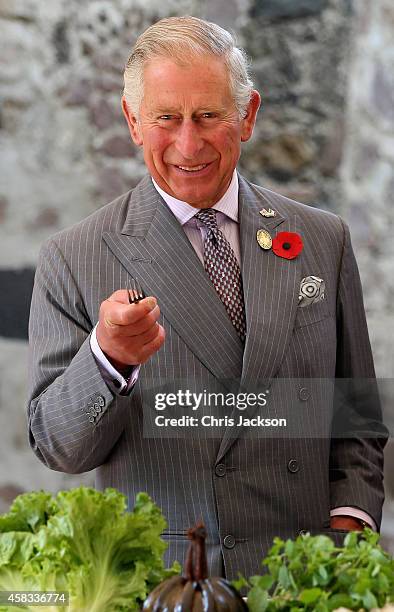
[195,209,246,342]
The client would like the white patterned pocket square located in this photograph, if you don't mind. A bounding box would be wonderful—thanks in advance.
[298,275,325,307]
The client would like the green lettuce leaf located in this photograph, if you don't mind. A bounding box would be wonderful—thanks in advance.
[0,487,180,612]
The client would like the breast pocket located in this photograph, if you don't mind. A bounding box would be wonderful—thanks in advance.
[294,300,332,329]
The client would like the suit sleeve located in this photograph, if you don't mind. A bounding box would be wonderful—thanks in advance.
[329,218,388,528]
[27,238,132,474]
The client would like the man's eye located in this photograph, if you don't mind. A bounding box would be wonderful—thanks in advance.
[201,113,216,119]
[159,115,174,120]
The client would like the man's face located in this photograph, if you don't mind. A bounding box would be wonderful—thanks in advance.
[122,56,260,208]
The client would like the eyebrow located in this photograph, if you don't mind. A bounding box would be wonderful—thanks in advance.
[153,108,180,114]
[151,106,228,115]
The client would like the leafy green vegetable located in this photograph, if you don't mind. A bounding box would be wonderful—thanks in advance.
[234,530,394,611]
[0,487,180,611]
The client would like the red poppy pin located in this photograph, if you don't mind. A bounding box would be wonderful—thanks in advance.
[272,231,303,260]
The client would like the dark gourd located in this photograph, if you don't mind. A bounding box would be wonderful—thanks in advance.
[143,522,248,611]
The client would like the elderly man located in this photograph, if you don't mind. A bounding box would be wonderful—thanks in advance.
[28,16,387,579]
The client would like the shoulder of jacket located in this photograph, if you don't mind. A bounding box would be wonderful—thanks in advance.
[39,178,150,254]
[242,176,345,234]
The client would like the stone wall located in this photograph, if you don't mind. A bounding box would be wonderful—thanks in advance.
[0,0,393,549]
[340,0,394,550]
[238,0,352,210]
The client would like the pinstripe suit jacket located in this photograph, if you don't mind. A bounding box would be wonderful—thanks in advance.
[27,174,387,580]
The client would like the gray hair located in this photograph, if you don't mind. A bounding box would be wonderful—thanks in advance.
[123,16,254,118]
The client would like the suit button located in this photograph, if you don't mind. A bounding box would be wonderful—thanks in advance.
[215,464,226,477]
[223,535,236,549]
[287,459,299,473]
[299,387,310,401]
[97,395,105,407]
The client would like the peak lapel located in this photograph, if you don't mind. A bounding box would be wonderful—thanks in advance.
[240,177,303,387]
[216,176,303,463]
[103,177,244,386]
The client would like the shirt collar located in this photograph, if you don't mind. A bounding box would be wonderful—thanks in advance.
[151,169,239,226]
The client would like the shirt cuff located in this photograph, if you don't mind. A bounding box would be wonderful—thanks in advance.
[330,507,377,531]
[90,323,140,394]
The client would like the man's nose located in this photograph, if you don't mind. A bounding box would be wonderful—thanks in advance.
[175,119,204,160]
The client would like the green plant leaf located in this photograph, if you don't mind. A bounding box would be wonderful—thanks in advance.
[247,586,269,612]
[242,528,394,612]
[285,540,295,557]
[299,587,322,604]
[326,593,353,610]
[362,589,378,609]
[278,565,291,589]
[232,574,249,591]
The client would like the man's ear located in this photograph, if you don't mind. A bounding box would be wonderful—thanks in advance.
[240,90,261,143]
[121,96,143,146]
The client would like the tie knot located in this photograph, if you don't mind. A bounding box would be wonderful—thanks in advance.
[194,208,218,231]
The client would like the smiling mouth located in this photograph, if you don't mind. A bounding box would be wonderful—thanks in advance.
[175,163,209,172]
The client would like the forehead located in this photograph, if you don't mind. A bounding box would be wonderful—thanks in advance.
[142,55,234,109]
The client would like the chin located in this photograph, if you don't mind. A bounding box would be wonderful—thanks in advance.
[173,188,211,205]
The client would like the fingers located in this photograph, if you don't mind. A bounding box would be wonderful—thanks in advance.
[129,305,161,335]
[96,289,165,367]
[137,324,166,364]
[102,295,158,329]
[102,323,165,366]
[137,321,161,345]
[106,289,139,304]
[103,303,161,335]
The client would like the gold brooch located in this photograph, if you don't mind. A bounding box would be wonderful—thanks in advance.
[256,229,273,250]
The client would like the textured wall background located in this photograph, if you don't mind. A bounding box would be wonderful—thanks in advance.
[0,0,393,548]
